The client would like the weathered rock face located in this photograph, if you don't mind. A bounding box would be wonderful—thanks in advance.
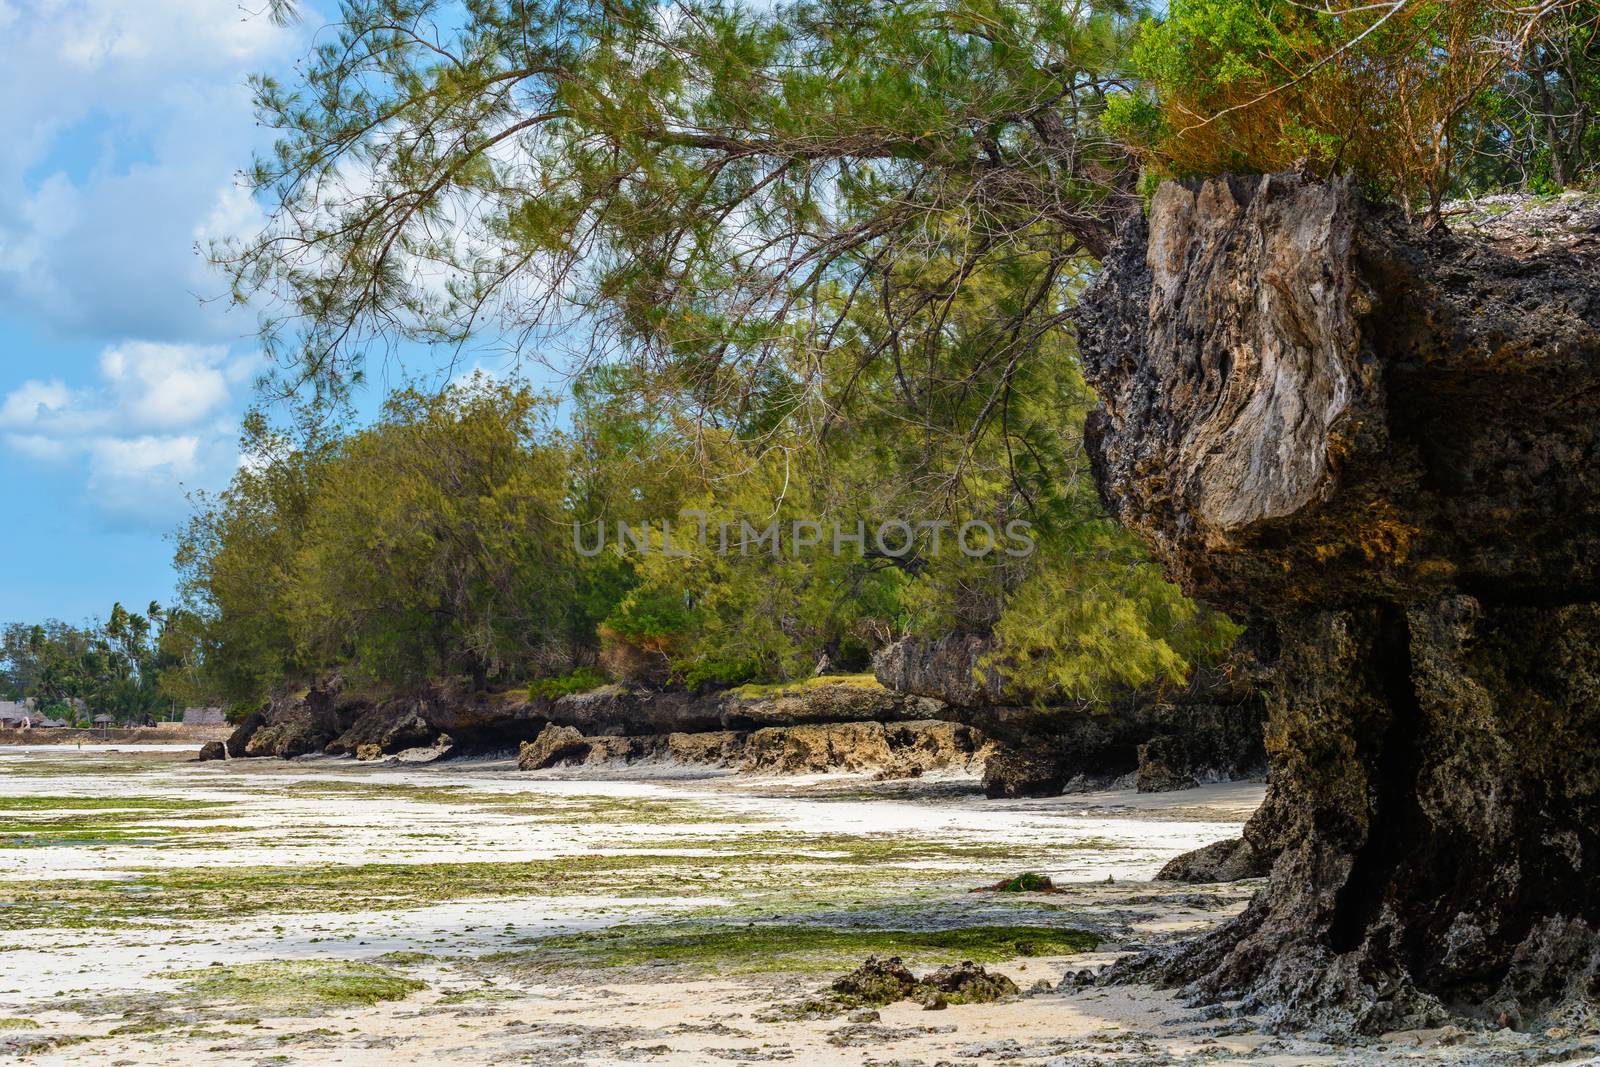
[740,720,988,776]
[218,710,264,757]
[1136,701,1268,793]
[239,681,367,758]
[722,685,946,730]
[876,634,1267,798]
[516,724,591,769]
[324,703,435,757]
[1155,836,1272,884]
[516,719,988,777]
[1076,172,1600,1032]
[538,685,724,736]
[973,704,1154,797]
[871,632,1020,707]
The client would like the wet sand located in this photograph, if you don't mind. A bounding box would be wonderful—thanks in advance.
[0,748,1586,1065]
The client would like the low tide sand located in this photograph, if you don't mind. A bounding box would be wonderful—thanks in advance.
[0,748,1585,1065]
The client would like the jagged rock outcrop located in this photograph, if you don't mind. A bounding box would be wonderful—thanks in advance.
[238,680,367,758]
[517,724,592,768]
[1076,172,1600,1033]
[325,703,435,757]
[973,704,1155,797]
[871,632,1024,706]
[875,634,1267,797]
[740,720,988,775]
[666,730,747,765]
[1136,701,1269,792]
[216,710,264,758]
[1155,837,1272,884]
[538,685,725,736]
[516,719,988,777]
[721,685,945,730]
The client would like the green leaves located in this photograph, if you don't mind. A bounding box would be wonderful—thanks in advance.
[185,0,1249,704]
[220,0,1141,407]
[1120,0,1598,210]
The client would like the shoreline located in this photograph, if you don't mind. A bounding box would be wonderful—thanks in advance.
[0,726,232,747]
[0,747,1589,1065]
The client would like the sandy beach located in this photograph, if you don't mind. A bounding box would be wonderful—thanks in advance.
[0,748,1588,1066]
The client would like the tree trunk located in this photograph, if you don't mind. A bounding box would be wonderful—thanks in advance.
[1535,46,1570,189]
[1074,172,1600,1034]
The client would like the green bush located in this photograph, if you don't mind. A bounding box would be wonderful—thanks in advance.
[528,667,607,699]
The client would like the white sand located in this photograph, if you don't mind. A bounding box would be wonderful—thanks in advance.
[0,749,1577,1065]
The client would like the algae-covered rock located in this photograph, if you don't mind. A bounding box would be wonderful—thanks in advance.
[828,956,920,1007]
[817,956,1017,1013]
[919,961,1019,1004]
[977,872,1058,894]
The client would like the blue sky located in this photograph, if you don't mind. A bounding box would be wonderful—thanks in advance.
[0,0,623,634]
[0,2,551,627]
[0,1,318,626]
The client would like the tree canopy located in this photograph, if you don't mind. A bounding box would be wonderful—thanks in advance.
[170,0,1600,709]
[1112,0,1600,213]
[0,602,205,724]
[165,360,1235,704]
[226,0,1597,403]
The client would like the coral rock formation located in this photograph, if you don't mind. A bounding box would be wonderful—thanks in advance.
[1076,172,1600,1032]
[874,634,1265,797]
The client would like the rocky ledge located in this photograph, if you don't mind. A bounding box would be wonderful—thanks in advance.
[872,633,1268,797]
[515,719,990,778]
[199,659,1264,796]
[202,676,968,776]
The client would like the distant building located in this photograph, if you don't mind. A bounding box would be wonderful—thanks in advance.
[181,707,226,726]
[0,700,73,728]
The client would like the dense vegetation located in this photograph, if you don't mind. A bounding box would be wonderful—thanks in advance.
[17,0,1593,718]
[1111,0,1600,213]
[167,358,1233,706]
[0,604,202,724]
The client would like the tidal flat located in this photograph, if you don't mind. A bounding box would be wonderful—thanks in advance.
[0,747,1577,1065]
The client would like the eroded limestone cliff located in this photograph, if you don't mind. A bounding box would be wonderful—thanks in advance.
[872,633,1266,796]
[1075,173,1600,1033]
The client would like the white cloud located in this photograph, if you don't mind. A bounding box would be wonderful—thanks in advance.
[84,433,219,527]
[0,1,300,341]
[100,341,231,430]
[3,433,71,462]
[0,379,73,426]
[0,341,249,528]
[0,342,241,436]
[88,434,199,484]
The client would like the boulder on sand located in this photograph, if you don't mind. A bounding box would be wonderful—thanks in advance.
[516,724,590,770]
